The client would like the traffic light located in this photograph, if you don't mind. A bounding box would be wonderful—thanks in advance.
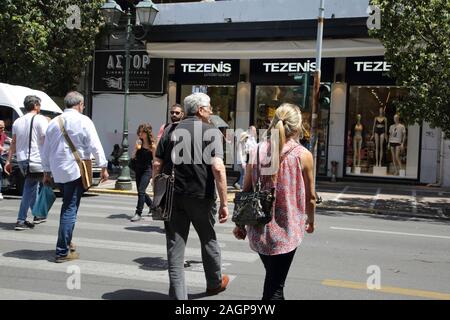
[319,83,331,108]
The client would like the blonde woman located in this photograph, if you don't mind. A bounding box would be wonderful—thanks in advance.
[233,103,316,300]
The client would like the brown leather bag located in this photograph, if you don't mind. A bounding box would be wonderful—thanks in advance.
[57,117,93,190]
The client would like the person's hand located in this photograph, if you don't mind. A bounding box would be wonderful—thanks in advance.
[305,217,314,233]
[4,161,11,175]
[241,163,246,170]
[400,143,404,151]
[100,167,109,183]
[43,172,52,185]
[233,225,247,240]
[218,204,228,223]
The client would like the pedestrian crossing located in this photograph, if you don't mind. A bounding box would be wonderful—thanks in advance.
[0,193,256,300]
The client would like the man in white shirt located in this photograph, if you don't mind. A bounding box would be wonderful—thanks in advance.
[5,96,48,230]
[42,91,108,263]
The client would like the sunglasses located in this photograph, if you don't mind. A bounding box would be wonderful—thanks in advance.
[170,111,181,115]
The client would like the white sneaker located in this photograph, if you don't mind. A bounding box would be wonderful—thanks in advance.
[0,193,3,200]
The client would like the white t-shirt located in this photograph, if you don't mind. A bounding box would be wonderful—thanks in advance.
[12,113,48,162]
[389,123,406,144]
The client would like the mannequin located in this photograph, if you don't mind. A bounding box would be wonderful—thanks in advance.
[372,107,387,166]
[353,114,363,168]
[388,114,406,175]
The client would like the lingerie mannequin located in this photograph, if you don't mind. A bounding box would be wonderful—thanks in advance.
[388,114,406,175]
[372,107,387,166]
[353,114,363,167]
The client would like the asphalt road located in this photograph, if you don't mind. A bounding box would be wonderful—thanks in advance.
[0,193,449,300]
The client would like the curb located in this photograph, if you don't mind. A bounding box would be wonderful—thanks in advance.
[87,190,449,221]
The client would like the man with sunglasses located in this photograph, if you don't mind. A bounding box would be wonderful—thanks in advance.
[156,104,184,142]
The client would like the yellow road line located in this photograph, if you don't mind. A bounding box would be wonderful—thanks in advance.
[322,279,450,300]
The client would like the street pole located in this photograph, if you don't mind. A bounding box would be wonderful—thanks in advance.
[115,9,132,190]
[310,0,325,183]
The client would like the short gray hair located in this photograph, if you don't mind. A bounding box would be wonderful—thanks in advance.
[183,93,210,116]
[64,91,84,108]
[23,95,41,112]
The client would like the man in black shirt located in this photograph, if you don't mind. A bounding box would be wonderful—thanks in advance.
[153,93,229,300]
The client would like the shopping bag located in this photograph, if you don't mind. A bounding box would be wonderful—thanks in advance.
[32,186,56,218]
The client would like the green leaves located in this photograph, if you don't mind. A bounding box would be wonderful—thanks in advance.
[370,0,450,136]
[0,0,105,96]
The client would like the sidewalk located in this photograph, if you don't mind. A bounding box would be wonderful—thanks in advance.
[89,176,450,221]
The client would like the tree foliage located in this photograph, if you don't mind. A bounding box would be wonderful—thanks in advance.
[370,0,450,136]
[0,0,105,96]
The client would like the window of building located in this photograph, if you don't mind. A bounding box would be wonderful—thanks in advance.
[253,83,330,176]
[345,86,420,179]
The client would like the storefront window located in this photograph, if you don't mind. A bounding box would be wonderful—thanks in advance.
[346,86,419,179]
[180,84,236,129]
[180,84,237,167]
[253,83,330,176]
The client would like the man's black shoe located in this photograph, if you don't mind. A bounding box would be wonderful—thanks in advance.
[33,216,47,224]
[14,220,35,231]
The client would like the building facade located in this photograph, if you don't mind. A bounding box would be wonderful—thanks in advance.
[90,0,450,185]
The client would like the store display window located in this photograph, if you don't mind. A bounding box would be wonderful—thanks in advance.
[345,86,420,179]
[180,84,237,167]
[253,83,330,176]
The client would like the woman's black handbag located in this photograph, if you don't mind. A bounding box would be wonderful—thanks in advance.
[232,145,275,226]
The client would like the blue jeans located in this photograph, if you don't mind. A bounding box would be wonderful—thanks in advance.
[17,161,41,222]
[238,165,245,188]
[135,168,153,215]
[56,178,84,257]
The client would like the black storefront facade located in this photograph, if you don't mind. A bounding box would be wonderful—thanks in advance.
[343,56,421,181]
[249,58,335,176]
[143,14,434,184]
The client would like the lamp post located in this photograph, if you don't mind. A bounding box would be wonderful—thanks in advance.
[101,0,159,190]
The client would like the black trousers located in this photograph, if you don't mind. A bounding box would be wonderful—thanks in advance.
[259,248,297,300]
[135,168,153,215]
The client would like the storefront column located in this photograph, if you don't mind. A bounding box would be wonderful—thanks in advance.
[328,83,347,178]
[236,82,251,131]
[441,139,450,187]
[168,80,177,120]
[420,122,441,184]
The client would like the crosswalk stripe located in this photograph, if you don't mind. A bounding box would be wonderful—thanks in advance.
[0,203,238,229]
[0,218,243,244]
[0,288,91,300]
[0,231,258,262]
[0,253,235,288]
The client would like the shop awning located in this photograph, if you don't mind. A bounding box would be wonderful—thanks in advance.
[145,38,385,59]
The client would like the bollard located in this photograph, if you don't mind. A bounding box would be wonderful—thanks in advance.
[331,161,338,182]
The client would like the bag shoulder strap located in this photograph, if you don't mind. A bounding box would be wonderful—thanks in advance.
[27,114,37,164]
[57,116,83,165]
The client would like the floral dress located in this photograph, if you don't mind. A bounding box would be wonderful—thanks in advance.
[247,139,307,255]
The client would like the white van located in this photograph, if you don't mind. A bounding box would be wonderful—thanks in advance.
[0,83,100,193]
